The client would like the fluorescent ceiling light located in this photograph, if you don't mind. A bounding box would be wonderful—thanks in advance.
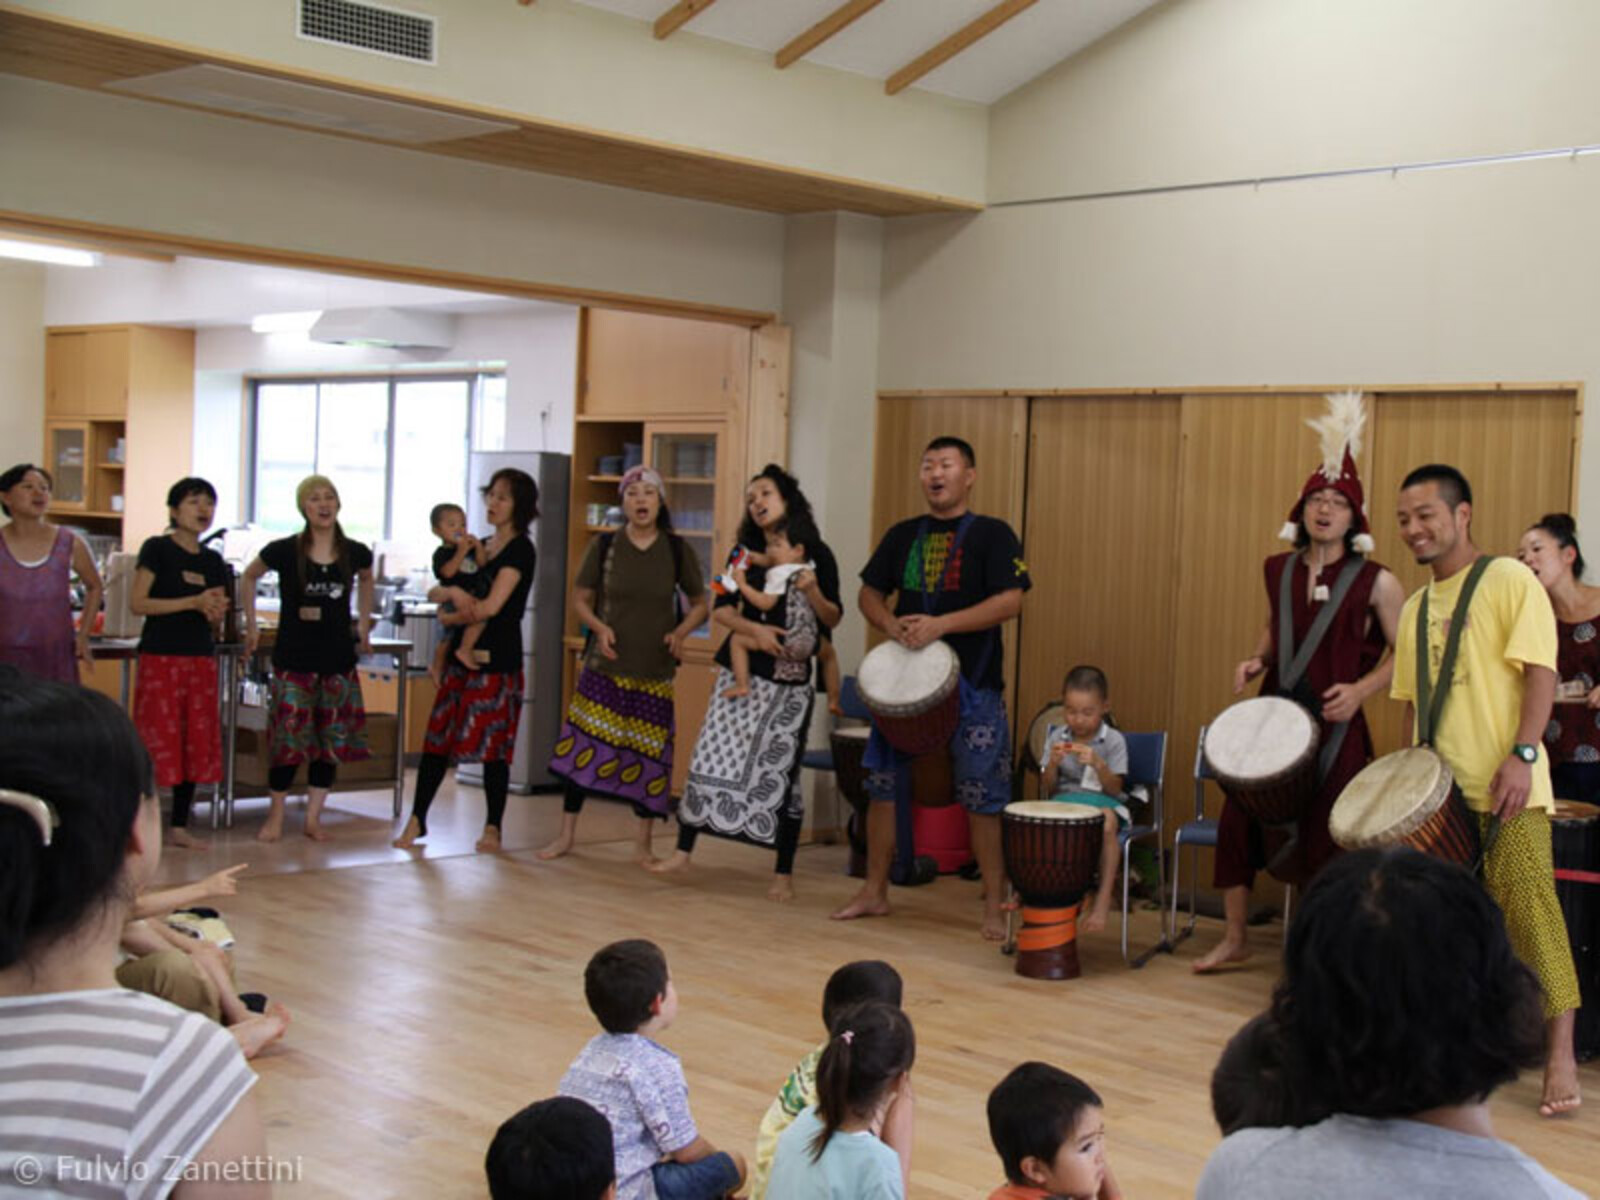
[0,239,99,267]
[251,310,323,334]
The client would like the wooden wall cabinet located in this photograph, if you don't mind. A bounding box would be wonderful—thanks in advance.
[563,308,790,797]
[44,325,194,544]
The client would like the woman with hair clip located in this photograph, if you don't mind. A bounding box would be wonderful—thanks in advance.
[654,464,843,901]
[1198,848,1582,1198]
[0,667,267,1196]
[130,477,231,848]
[241,474,374,842]
[767,1000,915,1200]
[396,467,544,854]
[537,465,708,863]
[1520,513,1600,804]
[0,461,102,682]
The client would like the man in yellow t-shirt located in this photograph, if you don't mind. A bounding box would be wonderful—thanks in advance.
[1391,464,1579,1118]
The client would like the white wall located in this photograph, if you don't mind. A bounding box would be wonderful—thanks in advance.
[0,75,786,317]
[0,261,46,483]
[876,0,1600,542]
[11,0,986,203]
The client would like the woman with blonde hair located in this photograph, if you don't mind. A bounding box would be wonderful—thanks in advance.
[241,475,374,842]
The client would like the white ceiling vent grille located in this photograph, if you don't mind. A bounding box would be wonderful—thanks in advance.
[298,0,436,65]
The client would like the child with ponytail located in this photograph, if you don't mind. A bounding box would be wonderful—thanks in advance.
[767,1000,915,1200]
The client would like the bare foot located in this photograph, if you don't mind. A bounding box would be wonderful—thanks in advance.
[229,1001,290,1060]
[980,905,1007,942]
[255,815,284,843]
[831,891,891,921]
[1193,935,1253,974]
[722,684,750,700]
[1082,904,1109,935]
[167,827,209,850]
[1541,1056,1582,1117]
[392,816,423,849]
[475,826,503,853]
[455,646,479,672]
[647,851,692,874]
[768,876,796,904]
[303,824,332,843]
[536,835,574,861]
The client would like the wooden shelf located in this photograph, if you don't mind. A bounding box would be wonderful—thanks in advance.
[585,474,624,483]
[583,523,620,533]
[661,476,715,485]
[97,462,125,471]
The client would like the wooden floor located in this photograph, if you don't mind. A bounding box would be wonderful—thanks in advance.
[152,778,1600,1199]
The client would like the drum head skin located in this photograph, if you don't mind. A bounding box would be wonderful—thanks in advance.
[1004,801,1104,824]
[1204,697,1318,781]
[1553,800,1600,822]
[1329,748,1450,849]
[858,640,959,713]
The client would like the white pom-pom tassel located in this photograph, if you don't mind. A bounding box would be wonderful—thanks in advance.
[1353,532,1375,553]
[1279,521,1299,543]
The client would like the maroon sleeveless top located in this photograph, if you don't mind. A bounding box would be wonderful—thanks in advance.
[0,526,78,683]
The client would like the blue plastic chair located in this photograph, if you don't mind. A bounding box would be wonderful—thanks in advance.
[1117,731,1171,966]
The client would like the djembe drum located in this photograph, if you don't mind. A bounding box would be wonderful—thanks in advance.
[1001,801,1103,980]
[858,640,961,756]
[1329,747,1476,865]
[1204,696,1320,881]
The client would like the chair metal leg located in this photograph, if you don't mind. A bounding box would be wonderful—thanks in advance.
[1002,881,1017,955]
[1123,836,1174,969]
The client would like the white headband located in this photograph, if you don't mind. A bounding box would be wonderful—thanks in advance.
[0,788,58,846]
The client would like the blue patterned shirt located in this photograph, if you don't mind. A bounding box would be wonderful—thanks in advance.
[560,1033,698,1200]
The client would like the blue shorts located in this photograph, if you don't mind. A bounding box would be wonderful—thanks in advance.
[863,684,1012,814]
[652,1151,742,1200]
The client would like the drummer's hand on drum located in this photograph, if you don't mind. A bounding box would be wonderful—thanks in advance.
[1321,682,1364,724]
[1489,756,1533,820]
[898,614,945,649]
[1233,656,1266,694]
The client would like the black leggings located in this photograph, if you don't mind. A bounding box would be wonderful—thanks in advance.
[562,780,662,823]
[675,811,805,875]
[408,753,510,833]
[170,781,196,829]
[267,761,337,793]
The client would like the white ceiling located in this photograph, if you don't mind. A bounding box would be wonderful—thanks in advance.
[572,0,1166,104]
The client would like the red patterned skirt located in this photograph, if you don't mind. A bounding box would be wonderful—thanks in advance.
[134,654,222,789]
[268,668,370,767]
[424,663,523,764]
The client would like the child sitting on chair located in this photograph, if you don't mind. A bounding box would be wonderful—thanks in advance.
[720,533,818,699]
[986,1062,1121,1200]
[1041,665,1130,934]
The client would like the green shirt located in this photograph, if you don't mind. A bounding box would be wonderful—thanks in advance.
[577,531,704,680]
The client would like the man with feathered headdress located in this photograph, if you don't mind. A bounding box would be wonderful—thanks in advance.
[1195,391,1406,973]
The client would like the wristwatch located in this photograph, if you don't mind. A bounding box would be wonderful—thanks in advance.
[1511,743,1538,764]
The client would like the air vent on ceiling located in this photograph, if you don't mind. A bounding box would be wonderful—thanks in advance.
[298,0,436,65]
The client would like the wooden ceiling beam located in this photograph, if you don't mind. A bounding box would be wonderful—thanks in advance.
[885,0,1036,96]
[653,0,717,40]
[775,0,883,69]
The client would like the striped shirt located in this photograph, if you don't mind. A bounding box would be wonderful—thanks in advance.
[0,989,256,1200]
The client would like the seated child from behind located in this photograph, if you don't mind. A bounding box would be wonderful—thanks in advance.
[750,960,909,1200]
[486,1095,616,1200]
[1040,665,1129,934]
[430,502,490,678]
[986,1062,1121,1200]
[723,532,816,699]
[559,939,746,1200]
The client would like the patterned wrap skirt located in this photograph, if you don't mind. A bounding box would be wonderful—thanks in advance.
[268,668,370,768]
[134,653,222,788]
[548,667,675,813]
[424,662,523,764]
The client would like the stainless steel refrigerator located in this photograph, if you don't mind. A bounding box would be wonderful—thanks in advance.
[456,451,569,794]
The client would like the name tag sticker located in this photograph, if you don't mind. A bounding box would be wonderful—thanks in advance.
[181,570,207,587]
[299,606,323,622]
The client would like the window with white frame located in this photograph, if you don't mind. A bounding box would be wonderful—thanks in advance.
[250,372,505,549]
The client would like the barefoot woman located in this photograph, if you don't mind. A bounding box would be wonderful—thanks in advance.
[395,468,542,853]
[241,475,374,842]
[540,466,707,862]
[654,465,842,901]
[0,463,101,683]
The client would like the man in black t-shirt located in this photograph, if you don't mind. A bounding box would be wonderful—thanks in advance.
[833,436,1030,941]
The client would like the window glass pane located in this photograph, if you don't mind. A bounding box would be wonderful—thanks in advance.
[253,383,317,534]
[474,373,506,452]
[315,381,389,544]
[394,379,469,554]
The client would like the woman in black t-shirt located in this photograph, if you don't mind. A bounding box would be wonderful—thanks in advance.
[240,475,374,843]
[394,468,539,854]
[130,477,230,848]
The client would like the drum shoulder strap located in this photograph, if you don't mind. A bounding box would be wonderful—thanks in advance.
[1416,555,1496,746]
[1277,552,1367,696]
